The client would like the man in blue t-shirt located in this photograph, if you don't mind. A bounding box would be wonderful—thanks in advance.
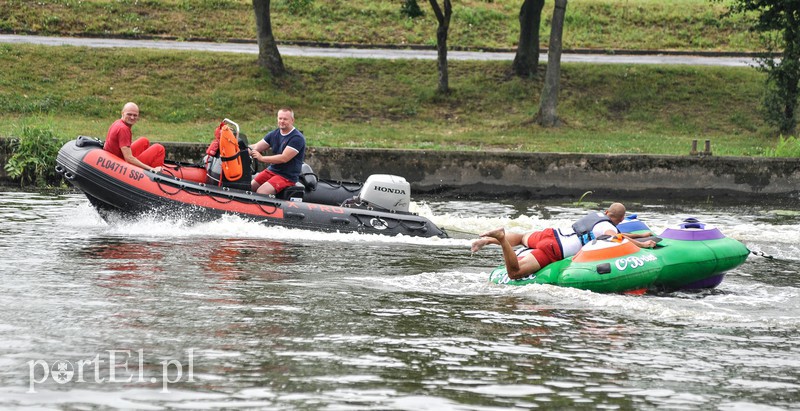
[248,107,306,195]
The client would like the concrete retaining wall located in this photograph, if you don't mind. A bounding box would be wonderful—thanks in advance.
[2,138,799,204]
[300,147,800,204]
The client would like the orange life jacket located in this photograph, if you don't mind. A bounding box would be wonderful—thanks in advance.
[218,124,243,182]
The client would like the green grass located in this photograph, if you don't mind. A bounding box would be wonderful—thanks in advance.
[0,43,779,156]
[0,0,783,156]
[0,0,760,52]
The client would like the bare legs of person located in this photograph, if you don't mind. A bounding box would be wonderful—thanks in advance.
[470,228,526,252]
[470,235,498,253]
[474,228,542,280]
[251,180,277,195]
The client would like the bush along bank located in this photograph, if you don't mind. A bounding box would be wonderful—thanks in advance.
[2,125,68,188]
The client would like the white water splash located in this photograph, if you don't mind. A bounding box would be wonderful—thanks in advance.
[71,203,471,247]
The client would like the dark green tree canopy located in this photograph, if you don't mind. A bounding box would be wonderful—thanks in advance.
[724,0,800,134]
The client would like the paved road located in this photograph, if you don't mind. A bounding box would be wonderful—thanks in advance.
[1,34,757,67]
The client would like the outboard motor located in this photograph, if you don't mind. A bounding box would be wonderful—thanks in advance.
[357,174,411,212]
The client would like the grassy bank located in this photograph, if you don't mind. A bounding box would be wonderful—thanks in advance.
[1,0,759,52]
[1,43,776,156]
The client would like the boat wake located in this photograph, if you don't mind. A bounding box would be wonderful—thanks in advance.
[360,268,800,331]
[72,201,470,247]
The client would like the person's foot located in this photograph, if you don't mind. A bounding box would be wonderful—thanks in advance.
[470,238,490,253]
[480,227,505,241]
[470,228,505,252]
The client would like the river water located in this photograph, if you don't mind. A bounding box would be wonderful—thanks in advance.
[0,190,798,410]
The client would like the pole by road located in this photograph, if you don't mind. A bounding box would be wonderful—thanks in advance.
[1,34,757,67]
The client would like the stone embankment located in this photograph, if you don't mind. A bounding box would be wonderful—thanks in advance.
[2,138,798,204]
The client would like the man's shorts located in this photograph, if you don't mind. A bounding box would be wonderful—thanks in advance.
[253,169,296,194]
[524,228,564,267]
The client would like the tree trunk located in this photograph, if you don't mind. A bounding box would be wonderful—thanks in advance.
[428,0,452,94]
[538,0,568,127]
[779,8,799,135]
[782,64,799,135]
[253,0,286,77]
[512,0,545,78]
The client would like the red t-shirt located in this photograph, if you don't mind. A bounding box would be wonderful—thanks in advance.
[103,119,132,158]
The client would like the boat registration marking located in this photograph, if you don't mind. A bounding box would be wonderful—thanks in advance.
[95,156,145,182]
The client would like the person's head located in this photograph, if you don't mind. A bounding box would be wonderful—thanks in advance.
[120,102,140,126]
[277,107,295,133]
[605,202,626,225]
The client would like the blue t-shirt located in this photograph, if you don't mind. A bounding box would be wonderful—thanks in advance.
[262,127,306,182]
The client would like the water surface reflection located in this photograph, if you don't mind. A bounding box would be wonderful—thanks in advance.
[0,192,798,409]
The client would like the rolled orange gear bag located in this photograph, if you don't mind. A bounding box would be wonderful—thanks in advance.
[218,124,243,182]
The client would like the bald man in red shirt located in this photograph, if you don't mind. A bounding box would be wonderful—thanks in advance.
[103,102,165,173]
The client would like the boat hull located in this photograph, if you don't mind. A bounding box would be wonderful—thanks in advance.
[56,138,447,238]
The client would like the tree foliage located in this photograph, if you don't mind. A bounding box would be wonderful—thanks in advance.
[400,0,424,18]
[725,0,800,135]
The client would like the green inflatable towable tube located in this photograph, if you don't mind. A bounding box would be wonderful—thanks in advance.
[488,217,750,294]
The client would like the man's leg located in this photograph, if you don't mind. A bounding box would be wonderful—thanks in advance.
[255,181,277,195]
[137,144,165,167]
[481,228,542,279]
[471,229,526,252]
[252,169,273,194]
[130,138,150,157]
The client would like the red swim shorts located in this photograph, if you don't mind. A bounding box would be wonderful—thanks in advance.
[253,169,296,194]
[524,228,564,267]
